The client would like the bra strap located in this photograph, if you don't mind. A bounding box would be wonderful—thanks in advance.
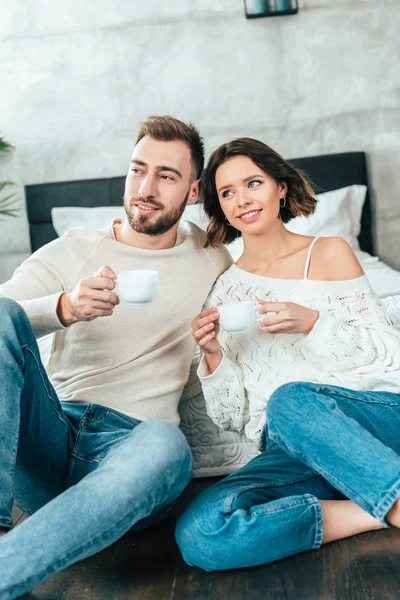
[303,236,320,279]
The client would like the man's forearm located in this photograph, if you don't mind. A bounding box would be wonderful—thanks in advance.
[8,294,68,339]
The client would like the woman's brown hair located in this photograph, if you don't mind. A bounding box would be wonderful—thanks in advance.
[203,138,317,247]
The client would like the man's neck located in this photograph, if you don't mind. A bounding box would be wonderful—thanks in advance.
[113,219,179,250]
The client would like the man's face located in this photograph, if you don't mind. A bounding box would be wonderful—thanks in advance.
[123,136,199,236]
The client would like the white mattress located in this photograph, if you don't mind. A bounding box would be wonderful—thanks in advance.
[180,251,400,478]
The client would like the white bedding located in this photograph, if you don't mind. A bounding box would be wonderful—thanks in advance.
[180,251,400,478]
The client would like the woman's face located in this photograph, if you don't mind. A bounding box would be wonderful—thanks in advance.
[215,155,287,235]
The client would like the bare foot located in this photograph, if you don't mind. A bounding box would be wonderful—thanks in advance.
[386,497,400,527]
[0,528,7,537]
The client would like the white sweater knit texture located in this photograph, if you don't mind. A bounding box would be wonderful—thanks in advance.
[198,260,400,448]
[0,220,232,424]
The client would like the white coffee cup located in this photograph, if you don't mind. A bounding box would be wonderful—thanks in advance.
[218,301,272,334]
[114,270,159,305]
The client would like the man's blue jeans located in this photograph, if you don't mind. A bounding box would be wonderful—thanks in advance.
[176,381,400,571]
[0,298,192,599]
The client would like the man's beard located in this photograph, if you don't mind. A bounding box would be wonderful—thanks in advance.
[124,190,190,236]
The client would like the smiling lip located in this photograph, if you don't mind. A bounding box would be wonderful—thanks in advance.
[237,209,262,223]
[134,203,160,215]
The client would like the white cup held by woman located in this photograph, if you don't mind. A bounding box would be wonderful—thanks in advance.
[218,301,267,333]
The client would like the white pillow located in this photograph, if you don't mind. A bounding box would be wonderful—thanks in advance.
[286,184,367,250]
[52,206,125,236]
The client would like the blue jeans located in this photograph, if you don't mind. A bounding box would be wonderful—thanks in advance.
[176,381,400,571]
[0,298,192,599]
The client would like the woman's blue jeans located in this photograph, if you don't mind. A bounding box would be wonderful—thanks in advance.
[0,298,192,599]
[176,381,400,571]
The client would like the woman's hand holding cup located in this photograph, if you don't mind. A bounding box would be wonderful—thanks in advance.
[258,299,320,334]
[191,308,222,373]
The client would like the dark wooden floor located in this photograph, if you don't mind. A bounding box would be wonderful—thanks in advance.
[17,479,400,600]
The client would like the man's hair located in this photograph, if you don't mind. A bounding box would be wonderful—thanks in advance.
[136,116,204,180]
[203,137,318,247]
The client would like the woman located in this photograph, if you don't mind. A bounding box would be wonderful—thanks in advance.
[175,138,400,571]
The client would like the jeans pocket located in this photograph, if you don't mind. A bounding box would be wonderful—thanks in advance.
[71,405,141,463]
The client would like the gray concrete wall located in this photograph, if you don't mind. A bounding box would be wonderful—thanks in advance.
[1,0,399,282]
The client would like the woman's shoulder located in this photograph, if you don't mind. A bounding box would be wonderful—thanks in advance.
[211,263,241,290]
[309,236,365,282]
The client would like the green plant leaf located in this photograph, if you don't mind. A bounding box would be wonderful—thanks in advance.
[0,181,18,217]
[0,192,17,207]
[0,210,18,218]
[0,137,17,216]
[0,181,15,191]
[0,136,14,153]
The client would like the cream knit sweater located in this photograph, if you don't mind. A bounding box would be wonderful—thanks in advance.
[198,263,400,448]
[0,220,232,424]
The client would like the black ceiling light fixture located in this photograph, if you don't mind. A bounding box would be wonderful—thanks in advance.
[245,0,298,18]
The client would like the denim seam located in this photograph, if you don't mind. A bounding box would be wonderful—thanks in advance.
[269,431,374,517]
[23,346,70,435]
[245,492,321,518]
[69,453,102,465]
[223,474,319,514]
[69,404,93,457]
[374,476,400,524]
[6,407,21,521]
[311,496,323,549]
[317,384,400,407]
[88,407,111,424]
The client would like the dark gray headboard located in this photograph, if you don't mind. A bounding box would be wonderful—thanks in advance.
[25,151,373,254]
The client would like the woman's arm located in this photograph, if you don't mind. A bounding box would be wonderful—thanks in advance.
[197,351,247,432]
[302,289,400,373]
[304,238,400,372]
[192,283,248,432]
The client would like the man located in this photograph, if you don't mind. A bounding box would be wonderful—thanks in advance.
[0,116,232,598]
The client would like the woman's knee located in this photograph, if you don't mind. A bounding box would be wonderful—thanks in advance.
[267,381,318,425]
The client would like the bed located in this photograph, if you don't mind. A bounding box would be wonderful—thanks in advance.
[24,151,400,477]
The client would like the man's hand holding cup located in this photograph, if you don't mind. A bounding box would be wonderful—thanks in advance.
[57,266,120,326]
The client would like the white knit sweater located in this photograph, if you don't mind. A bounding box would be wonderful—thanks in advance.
[198,263,400,448]
[0,220,232,424]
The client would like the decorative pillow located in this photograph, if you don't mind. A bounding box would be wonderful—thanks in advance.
[52,206,125,236]
[286,184,367,250]
[179,390,259,477]
[179,355,259,477]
